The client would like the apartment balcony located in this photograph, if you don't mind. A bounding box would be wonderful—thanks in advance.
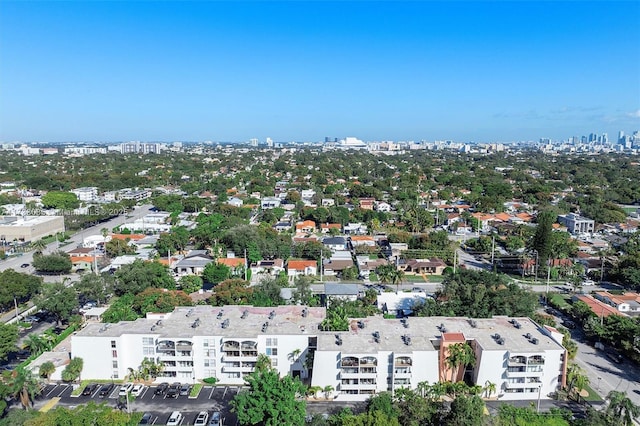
[240,354,258,362]
[507,359,526,367]
[505,382,527,389]
[358,372,378,379]
[359,368,377,375]
[341,367,359,375]
[156,347,175,355]
[340,372,359,379]
[223,343,240,351]
[176,351,192,357]
[358,383,378,391]
[506,370,529,378]
[176,343,193,352]
[394,368,411,375]
[339,383,361,391]
[222,355,242,362]
[222,365,254,373]
[241,351,258,358]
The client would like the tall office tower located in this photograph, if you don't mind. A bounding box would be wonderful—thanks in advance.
[589,133,596,142]
[619,131,625,144]
[266,137,273,147]
[602,133,608,144]
[250,138,258,147]
[581,136,587,144]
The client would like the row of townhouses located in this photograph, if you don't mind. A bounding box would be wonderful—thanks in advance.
[71,305,567,402]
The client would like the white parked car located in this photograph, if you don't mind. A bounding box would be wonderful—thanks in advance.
[118,382,134,397]
[167,411,183,426]
[583,279,596,286]
[130,384,145,397]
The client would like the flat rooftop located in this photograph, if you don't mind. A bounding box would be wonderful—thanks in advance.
[0,215,63,226]
[76,305,326,339]
[319,315,564,354]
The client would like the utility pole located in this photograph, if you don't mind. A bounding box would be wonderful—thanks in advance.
[244,249,248,281]
[453,250,457,274]
[320,249,323,282]
[490,235,495,269]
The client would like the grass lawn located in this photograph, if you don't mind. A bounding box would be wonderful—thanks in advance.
[581,383,603,402]
[189,383,203,398]
[549,293,572,310]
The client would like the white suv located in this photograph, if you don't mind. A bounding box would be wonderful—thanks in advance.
[167,411,183,426]
[118,382,133,397]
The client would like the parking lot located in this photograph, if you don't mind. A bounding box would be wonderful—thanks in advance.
[36,383,243,425]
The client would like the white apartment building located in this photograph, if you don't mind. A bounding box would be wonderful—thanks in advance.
[70,187,99,202]
[558,213,595,235]
[71,307,566,402]
[72,306,323,384]
[312,316,566,402]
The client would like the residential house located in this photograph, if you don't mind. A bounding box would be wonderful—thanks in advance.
[322,236,348,252]
[321,198,336,207]
[399,258,447,275]
[375,202,391,212]
[359,198,375,210]
[322,258,355,277]
[324,283,359,302]
[250,259,285,279]
[287,259,318,279]
[227,197,244,207]
[377,292,429,316]
[344,222,368,235]
[350,235,375,248]
[593,291,640,314]
[320,223,342,234]
[174,250,214,277]
[261,197,281,209]
[295,220,317,234]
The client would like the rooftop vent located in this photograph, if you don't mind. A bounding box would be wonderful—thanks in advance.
[151,325,156,331]
[261,322,269,333]
[156,320,163,326]
[493,333,501,340]
[401,318,409,328]
[216,310,224,320]
[186,309,194,317]
[335,335,343,346]
[221,319,230,329]
[497,338,505,345]
[269,310,276,320]
[513,321,521,329]
[191,318,201,328]
[241,310,249,319]
[469,319,477,328]
[357,320,365,329]
[531,338,539,345]
[525,333,532,339]
[402,334,412,346]
[99,324,111,333]
[302,308,308,318]
[373,331,381,343]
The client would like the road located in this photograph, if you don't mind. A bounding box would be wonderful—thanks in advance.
[0,204,153,274]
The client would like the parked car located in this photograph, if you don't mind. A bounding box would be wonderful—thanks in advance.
[583,279,596,286]
[166,411,183,426]
[209,411,222,426]
[179,383,190,396]
[154,382,169,395]
[607,351,624,364]
[139,413,153,425]
[119,382,134,397]
[99,383,115,397]
[194,411,209,426]
[82,383,99,396]
[130,384,145,397]
[165,383,180,398]
[20,263,29,268]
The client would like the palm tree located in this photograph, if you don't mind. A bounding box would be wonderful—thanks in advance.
[444,342,476,382]
[483,380,497,399]
[25,334,50,356]
[376,264,394,286]
[606,390,640,426]
[566,363,589,401]
[288,349,301,365]
[391,268,405,294]
[31,239,47,256]
[39,361,56,383]
[5,366,43,409]
[307,385,322,399]
[323,385,334,400]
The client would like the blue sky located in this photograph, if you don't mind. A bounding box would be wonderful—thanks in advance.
[1,1,638,143]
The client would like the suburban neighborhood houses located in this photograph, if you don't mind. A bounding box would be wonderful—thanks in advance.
[0,143,639,425]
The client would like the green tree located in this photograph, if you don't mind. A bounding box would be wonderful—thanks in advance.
[73,273,114,305]
[445,342,476,382]
[61,357,83,383]
[0,270,42,311]
[566,363,589,401]
[531,210,555,267]
[202,262,231,284]
[113,260,175,295]
[3,366,43,409]
[291,276,317,306]
[443,395,485,426]
[605,390,640,426]
[178,275,203,294]
[0,323,19,361]
[209,279,253,306]
[393,387,438,426]
[105,238,136,257]
[31,251,72,274]
[38,361,56,383]
[102,294,139,323]
[231,354,306,426]
[41,191,79,210]
[35,282,78,324]
[132,288,193,315]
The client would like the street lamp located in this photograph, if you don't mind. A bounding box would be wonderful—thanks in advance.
[536,385,542,413]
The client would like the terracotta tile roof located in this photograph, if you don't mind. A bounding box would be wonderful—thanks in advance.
[217,258,246,268]
[442,332,466,342]
[574,295,623,318]
[287,260,317,270]
[111,234,146,241]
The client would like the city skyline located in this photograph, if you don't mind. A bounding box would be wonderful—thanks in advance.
[1,1,639,143]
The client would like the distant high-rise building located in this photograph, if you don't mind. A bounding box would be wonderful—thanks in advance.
[249,138,258,147]
[618,131,625,144]
[602,133,608,144]
[266,137,273,147]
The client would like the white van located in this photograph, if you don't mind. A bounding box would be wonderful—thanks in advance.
[167,411,183,426]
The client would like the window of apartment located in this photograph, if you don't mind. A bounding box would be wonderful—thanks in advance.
[112,350,117,358]
[266,348,278,356]
[204,349,215,358]
[204,369,215,378]
[266,338,278,346]
[111,340,116,348]
[270,357,278,367]
[204,359,215,368]
[112,371,119,379]
[143,347,155,356]
[142,337,154,346]
[112,361,118,369]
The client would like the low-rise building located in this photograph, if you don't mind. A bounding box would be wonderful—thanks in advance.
[558,213,595,235]
[0,215,64,243]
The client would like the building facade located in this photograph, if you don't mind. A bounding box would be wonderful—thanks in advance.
[71,307,566,402]
[558,213,595,234]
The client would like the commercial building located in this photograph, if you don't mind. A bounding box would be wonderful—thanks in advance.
[558,213,595,235]
[0,215,64,243]
[70,187,98,202]
[71,306,566,402]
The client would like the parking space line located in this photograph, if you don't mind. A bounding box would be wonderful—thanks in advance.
[222,387,228,399]
[45,385,57,397]
[208,387,215,399]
